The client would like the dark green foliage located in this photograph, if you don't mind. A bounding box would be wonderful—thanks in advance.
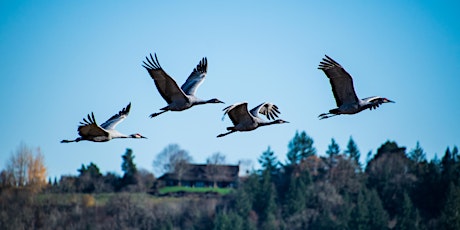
[439,183,460,230]
[326,138,340,158]
[121,148,138,187]
[283,168,311,218]
[286,131,317,165]
[258,146,279,176]
[77,162,101,177]
[367,189,389,230]
[76,162,103,193]
[349,189,369,230]
[409,141,426,163]
[345,136,361,168]
[396,192,420,230]
[366,141,414,218]
[255,169,278,228]
[3,139,460,230]
[214,209,244,230]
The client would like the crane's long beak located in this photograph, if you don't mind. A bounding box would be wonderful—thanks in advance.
[385,98,395,103]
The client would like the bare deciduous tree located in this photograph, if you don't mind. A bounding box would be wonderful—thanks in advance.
[4,143,47,191]
[206,152,226,187]
[153,144,192,186]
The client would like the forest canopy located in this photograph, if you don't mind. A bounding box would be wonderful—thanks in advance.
[0,132,459,230]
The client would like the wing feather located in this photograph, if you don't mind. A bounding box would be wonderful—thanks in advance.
[100,103,131,130]
[222,102,253,126]
[77,112,108,139]
[250,102,280,120]
[181,57,207,96]
[318,55,359,106]
[142,53,188,104]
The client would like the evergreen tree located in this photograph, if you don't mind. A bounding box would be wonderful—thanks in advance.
[78,162,102,177]
[367,189,389,230]
[409,141,426,163]
[396,192,420,230]
[326,138,340,158]
[121,148,138,187]
[412,160,442,220]
[255,169,277,229]
[439,183,460,230]
[258,146,279,176]
[349,189,369,230]
[77,162,102,193]
[233,187,256,230]
[255,148,279,229]
[283,168,311,218]
[453,146,459,162]
[213,209,244,230]
[286,131,316,165]
[326,138,340,167]
[345,136,361,168]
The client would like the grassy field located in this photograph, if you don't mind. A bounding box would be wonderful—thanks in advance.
[158,186,233,195]
[35,193,164,206]
[34,188,231,207]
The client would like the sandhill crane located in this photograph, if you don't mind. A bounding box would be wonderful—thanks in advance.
[142,53,224,118]
[217,102,288,138]
[318,55,394,120]
[61,103,146,143]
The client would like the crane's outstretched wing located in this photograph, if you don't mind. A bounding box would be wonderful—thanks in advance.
[78,112,108,139]
[142,53,188,104]
[100,103,131,130]
[181,57,207,96]
[318,55,359,107]
[249,102,280,120]
[222,102,253,126]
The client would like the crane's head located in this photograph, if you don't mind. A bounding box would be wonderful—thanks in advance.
[382,98,395,103]
[130,133,147,139]
[207,98,225,104]
[273,119,289,124]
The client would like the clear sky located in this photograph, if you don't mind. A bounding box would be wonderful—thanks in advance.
[1,1,459,179]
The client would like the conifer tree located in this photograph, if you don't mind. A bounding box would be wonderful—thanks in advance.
[326,138,340,158]
[396,192,420,230]
[121,148,138,186]
[326,138,341,168]
[349,189,370,230]
[255,169,277,229]
[440,183,460,230]
[286,131,316,165]
[345,136,361,168]
[258,146,279,176]
[283,169,311,217]
[255,147,279,229]
[367,189,389,230]
[409,141,426,163]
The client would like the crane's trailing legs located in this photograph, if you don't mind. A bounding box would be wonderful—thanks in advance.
[60,138,82,143]
[318,113,338,120]
[217,128,237,138]
[149,110,168,118]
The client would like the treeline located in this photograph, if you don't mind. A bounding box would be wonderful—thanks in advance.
[1,132,459,230]
[48,149,155,194]
[215,133,460,230]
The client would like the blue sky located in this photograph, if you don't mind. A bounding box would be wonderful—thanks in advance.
[1,1,459,179]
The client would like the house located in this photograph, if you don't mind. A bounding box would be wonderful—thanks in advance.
[157,164,239,188]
